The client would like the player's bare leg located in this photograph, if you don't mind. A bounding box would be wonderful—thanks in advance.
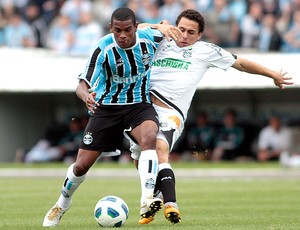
[43,149,99,227]
[156,139,181,224]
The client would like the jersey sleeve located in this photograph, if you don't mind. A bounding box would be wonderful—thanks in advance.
[203,42,237,71]
[78,36,107,88]
[138,27,164,49]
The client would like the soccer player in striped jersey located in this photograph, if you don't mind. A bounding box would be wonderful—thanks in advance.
[42,7,182,227]
[131,9,293,224]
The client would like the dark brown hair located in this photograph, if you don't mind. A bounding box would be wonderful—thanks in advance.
[176,9,205,33]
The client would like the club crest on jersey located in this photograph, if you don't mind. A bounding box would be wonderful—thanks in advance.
[83,132,93,145]
[116,58,124,67]
[183,50,192,58]
[145,178,155,189]
[142,53,151,65]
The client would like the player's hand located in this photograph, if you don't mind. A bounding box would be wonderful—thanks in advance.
[85,91,99,113]
[138,21,182,41]
[159,20,171,25]
[273,69,294,89]
[157,24,183,42]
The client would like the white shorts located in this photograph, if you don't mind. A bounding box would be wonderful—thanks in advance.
[130,104,184,160]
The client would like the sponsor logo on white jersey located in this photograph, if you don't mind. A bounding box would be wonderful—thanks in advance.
[152,58,191,70]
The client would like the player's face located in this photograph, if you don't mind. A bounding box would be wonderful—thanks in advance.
[110,19,137,49]
[176,17,202,47]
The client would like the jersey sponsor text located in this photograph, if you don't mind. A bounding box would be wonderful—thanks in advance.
[112,71,148,84]
[152,58,191,70]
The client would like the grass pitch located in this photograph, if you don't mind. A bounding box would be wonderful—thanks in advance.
[0,162,300,229]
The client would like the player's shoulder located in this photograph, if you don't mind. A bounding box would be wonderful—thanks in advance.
[137,27,163,40]
[97,33,115,49]
[138,26,161,35]
[194,41,223,52]
[195,41,233,57]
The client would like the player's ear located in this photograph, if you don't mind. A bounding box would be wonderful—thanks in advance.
[197,32,202,41]
[134,22,138,31]
[109,23,113,32]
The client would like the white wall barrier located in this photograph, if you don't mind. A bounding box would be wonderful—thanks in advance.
[1,47,299,92]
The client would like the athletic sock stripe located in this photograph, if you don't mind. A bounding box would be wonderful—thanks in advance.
[148,160,153,173]
[63,177,69,187]
[153,160,158,174]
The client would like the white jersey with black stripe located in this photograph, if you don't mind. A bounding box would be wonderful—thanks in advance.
[150,39,236,120]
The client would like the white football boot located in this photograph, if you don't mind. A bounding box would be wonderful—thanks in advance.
[42,202,70,227]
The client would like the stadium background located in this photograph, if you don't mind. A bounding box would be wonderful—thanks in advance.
[1,48,299,162]
[1,0,300,162]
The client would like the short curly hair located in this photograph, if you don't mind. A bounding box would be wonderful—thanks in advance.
[175,9,205,33]
[111,7,136,25]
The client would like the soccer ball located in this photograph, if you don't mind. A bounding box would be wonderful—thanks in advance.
[94,195,129,228]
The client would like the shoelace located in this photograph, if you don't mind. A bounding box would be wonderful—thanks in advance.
[48,206,62,221]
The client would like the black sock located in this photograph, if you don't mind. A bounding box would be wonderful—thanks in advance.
[154,174,161,195]
[157,168,176,203]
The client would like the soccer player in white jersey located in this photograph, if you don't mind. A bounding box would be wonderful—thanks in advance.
[42,7,182,227]
[131,9,294,224]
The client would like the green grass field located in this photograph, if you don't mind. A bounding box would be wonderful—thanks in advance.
[0,162,300,229]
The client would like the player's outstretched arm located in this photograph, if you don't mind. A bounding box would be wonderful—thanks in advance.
[232,57,294,89]
[138,21,182,42]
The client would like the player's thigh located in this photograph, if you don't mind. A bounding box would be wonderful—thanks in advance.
[131,120,158,144]
[80,111,124,152]
[125,102,159,148]
[154,104,184,152]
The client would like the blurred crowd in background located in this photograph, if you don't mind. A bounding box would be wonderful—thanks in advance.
[5,0,300,166]
[175,109,300,167]
[1,0,300,56]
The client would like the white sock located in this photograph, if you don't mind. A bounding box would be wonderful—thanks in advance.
[57,163,86,209]
[158,162,172,171]
[138,150,158,206]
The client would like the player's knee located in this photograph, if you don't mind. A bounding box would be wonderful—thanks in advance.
[73,163,89,176]
[139,130,157,150]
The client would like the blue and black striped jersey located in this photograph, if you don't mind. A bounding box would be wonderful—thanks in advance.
[79,27,163,105]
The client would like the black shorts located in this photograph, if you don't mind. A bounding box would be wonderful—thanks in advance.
[79,102,159,152]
